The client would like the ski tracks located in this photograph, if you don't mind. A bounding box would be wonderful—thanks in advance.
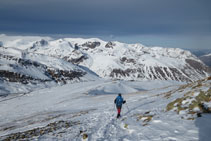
[84,107,131,141]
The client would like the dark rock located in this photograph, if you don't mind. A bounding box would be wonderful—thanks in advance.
[197,113,202,117]
[185,59,208,73]
[46,69,86,83]
[154,67,167,80]
[105,41,115,48]
[69,56,88,64]
[110,68,138,78]
[82,42,100,49]
[74,43,79,50]
[120,57,135,64]
[39,39,48,46]
[31,39,48,49]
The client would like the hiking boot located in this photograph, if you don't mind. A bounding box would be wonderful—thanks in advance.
[117,114,120,118]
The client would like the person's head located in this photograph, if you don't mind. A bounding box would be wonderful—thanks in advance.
[118,93,121,96]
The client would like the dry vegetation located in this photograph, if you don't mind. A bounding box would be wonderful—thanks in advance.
[166,77,211,120]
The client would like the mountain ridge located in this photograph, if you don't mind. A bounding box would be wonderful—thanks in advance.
[25,37,209,82]
[0,35,210,94]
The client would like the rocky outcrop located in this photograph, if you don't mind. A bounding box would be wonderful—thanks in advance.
[46,69,85,84]
[0,70,48,84]
[82,42,100,49]
[69,56,88,64]
[31,39,48,49]
[109,66,193,82]
[105,41,115,48]
[185,59,208,73]
[120,57,136,64]
[0,53,86,85]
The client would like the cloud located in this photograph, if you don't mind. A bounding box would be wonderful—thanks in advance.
[0,0,210,36]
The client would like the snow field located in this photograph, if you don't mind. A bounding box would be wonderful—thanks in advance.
[1,79,210,140]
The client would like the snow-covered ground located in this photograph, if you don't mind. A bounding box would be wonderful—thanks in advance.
[0,78,210,141]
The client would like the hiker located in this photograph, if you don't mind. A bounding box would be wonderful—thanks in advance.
[114,93,126,118]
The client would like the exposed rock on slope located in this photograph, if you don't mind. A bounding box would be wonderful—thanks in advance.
[0,47,86,84]
[0,46,98,94]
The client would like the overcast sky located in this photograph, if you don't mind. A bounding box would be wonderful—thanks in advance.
[0,0,211,49]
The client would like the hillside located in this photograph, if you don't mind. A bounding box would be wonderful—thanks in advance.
[0,46,99,95]
[0,76,210,140]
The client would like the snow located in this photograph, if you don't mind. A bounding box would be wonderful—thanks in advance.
[182,98,194,105]
[0,79,210,140]
[193,107,200,112]
[0,47,23,58]
[204,102,211,109]
[202,53,211,57]
[0,34,52,50]
[193,92,200,97]
[87,81,139,95]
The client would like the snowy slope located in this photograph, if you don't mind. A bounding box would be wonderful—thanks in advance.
[0,77,210,140]
[0,46,99,95]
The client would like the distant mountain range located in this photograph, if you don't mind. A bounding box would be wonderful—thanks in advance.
[26,37,209,81]
[185,48,211,67]
[198,53,211,67]
[0,34,210,94]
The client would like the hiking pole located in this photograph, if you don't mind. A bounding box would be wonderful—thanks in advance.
[113,103,117,116]
[125,103,129,112]
[114,103,116,111]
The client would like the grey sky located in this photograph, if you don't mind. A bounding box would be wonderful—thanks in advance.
[0,0,211,49]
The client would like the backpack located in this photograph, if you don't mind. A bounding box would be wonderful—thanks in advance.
[116,96,123,106]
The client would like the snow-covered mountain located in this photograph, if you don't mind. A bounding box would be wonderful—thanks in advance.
[25,37,209,82]
[0,34,209,95]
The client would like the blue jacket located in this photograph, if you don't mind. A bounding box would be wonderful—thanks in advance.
[114,96,124,107]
